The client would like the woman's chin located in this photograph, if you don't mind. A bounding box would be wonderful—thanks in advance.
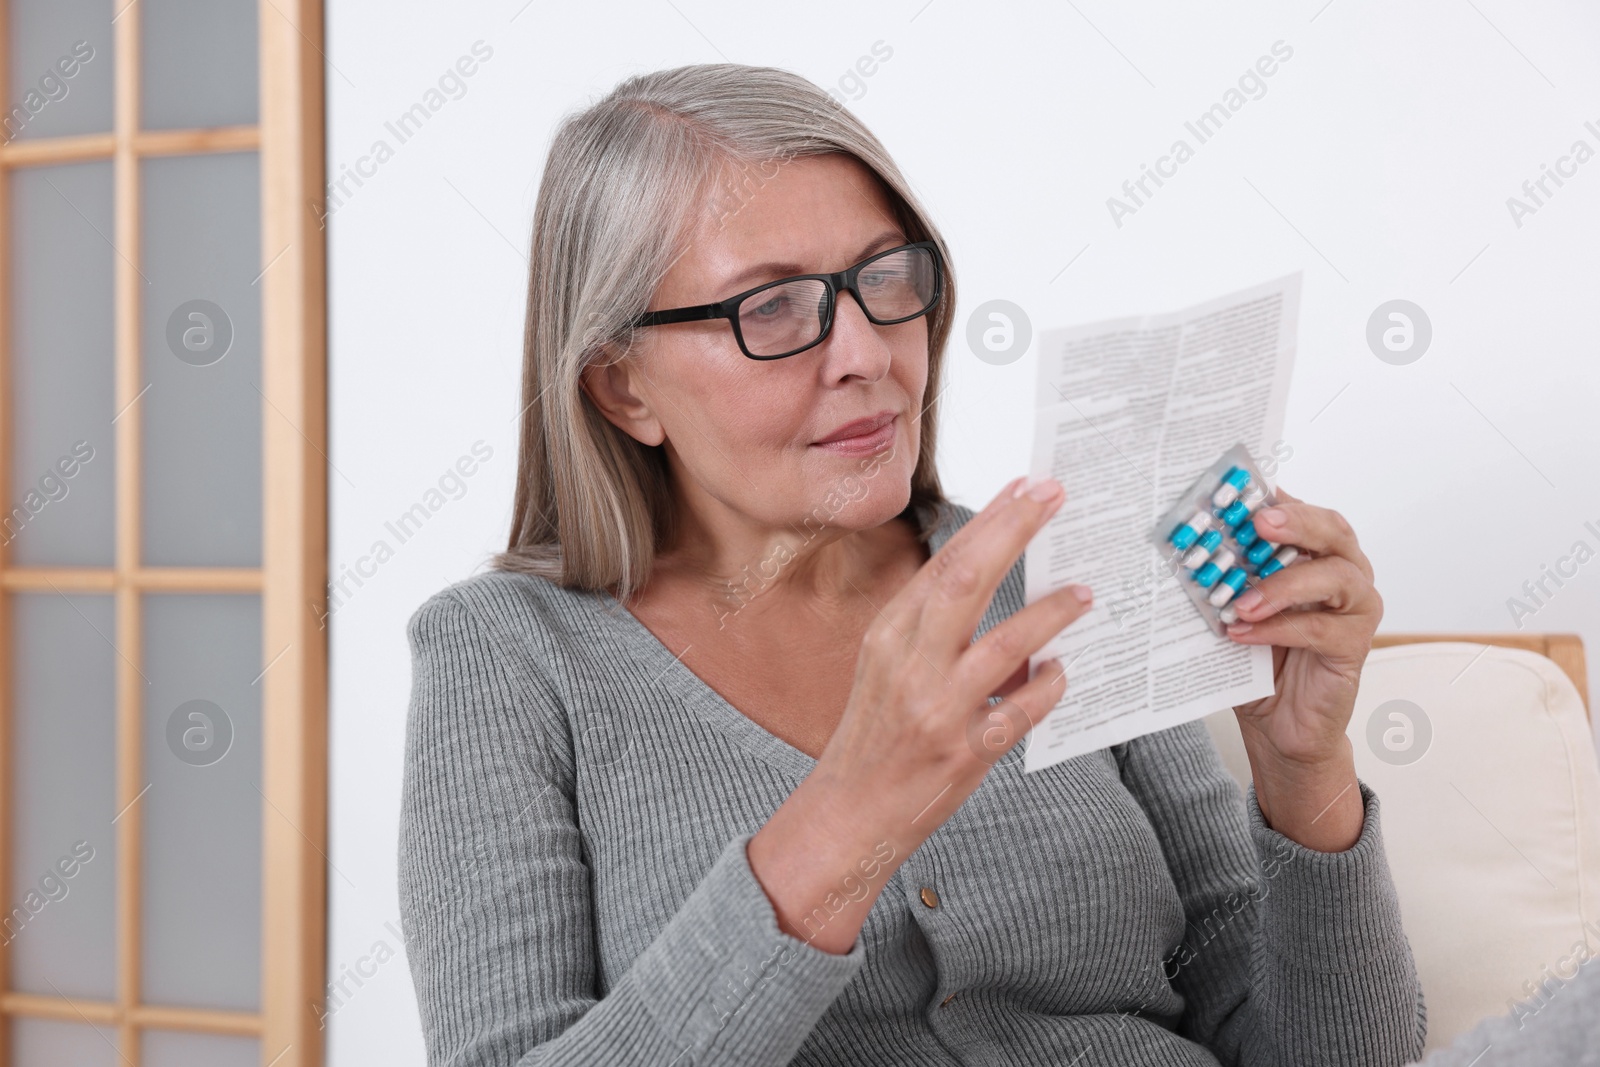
[792,470,910,531]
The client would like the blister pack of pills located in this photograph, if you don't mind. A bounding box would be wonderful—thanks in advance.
[1149,443,1304,637]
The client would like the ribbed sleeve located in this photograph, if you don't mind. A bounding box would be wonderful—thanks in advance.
[1115,719,1428,1066]
[397,590,865,1067]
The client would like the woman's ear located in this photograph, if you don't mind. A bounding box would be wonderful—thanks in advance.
[579,352,666,447]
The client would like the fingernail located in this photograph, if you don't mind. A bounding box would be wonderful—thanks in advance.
[1227,622,1253,635]
[1020,476,1062,502]
[1259,507,1286,527]
[1070,584,1093,604]
[1234,590,1263,613]
[1012,475,1042,498]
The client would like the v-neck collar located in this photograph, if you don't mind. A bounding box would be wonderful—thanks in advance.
[590,496,964,780]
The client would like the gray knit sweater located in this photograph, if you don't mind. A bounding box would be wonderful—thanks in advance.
[399,498,1428,1066]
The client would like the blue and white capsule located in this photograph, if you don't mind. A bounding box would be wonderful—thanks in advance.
[1168,509,1215,551]
[1233,519,1259,549]
[1211,466,1251,508]
[1207,567,1249,607]
[1257,545,1300,579]
[1217,499,1250,528]
[1181,528,1224,569]
[1245,538,1278,567]
[1190,548,1236,590]
[1240,484,1267,513]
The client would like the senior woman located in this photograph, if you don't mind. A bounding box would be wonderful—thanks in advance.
[399,63,1426,1067]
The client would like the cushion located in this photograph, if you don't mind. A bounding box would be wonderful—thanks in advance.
[1201,641,1600,1052]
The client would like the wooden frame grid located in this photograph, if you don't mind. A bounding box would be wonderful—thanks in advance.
[0,1,327,1065]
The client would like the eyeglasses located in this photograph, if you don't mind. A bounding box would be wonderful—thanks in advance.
[628,241,943,360]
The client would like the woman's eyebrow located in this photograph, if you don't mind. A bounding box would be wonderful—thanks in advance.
[715,230,907,293]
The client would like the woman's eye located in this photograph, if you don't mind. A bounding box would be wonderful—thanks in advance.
[750,295,785,317]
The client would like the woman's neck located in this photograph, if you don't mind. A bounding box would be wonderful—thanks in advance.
[645,500,926,623]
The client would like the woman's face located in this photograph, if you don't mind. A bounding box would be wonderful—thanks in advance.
[586,153,930,540]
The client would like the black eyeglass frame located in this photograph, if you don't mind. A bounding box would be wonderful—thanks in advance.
[627,240,944,361]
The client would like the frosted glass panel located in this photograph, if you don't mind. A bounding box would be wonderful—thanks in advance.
[142,1030,259,1067]
[142,594,261,1010]
[10,1017,120,1065]
[141,152,262,566]
[140,0,258,130]
[6,0,114,140]
[8,594,119,999]
[7,161,116,566]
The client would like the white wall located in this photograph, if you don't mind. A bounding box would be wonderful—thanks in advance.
[325,1,1600,1061]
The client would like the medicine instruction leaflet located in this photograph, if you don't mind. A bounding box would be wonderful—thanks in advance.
[1020,272,1300,774]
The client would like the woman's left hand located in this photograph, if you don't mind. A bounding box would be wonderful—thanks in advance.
[1224,487,1383,849]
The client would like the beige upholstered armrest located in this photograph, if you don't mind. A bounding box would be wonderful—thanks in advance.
[1203,636,1600,1053]
[1372,633,1589,721]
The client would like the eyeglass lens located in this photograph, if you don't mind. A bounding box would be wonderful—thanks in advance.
[735,246,936,357]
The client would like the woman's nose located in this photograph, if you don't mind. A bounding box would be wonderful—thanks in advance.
[818,289,893,381]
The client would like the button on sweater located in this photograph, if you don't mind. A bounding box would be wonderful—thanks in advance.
[398,497,1427,1066]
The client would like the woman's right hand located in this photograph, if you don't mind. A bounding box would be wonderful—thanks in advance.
[815,473,1092,847]
[746,474,1093,954]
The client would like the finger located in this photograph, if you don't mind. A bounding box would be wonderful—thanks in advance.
[1225,561,1377,664]
[1225,608,1371,690]
[880,475,1028,627]
[914,477,1068,658]
[958,582,1094,701]
[966,657,1070,762]
[1224,606,1362,668]
[1230,556,1377,623]
[1251,494,1374,584]
[990,660,1029,700]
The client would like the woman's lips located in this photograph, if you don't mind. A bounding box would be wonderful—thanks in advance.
[810,413,897,455]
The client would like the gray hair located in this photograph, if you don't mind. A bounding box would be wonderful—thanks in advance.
[493,63,956,600]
